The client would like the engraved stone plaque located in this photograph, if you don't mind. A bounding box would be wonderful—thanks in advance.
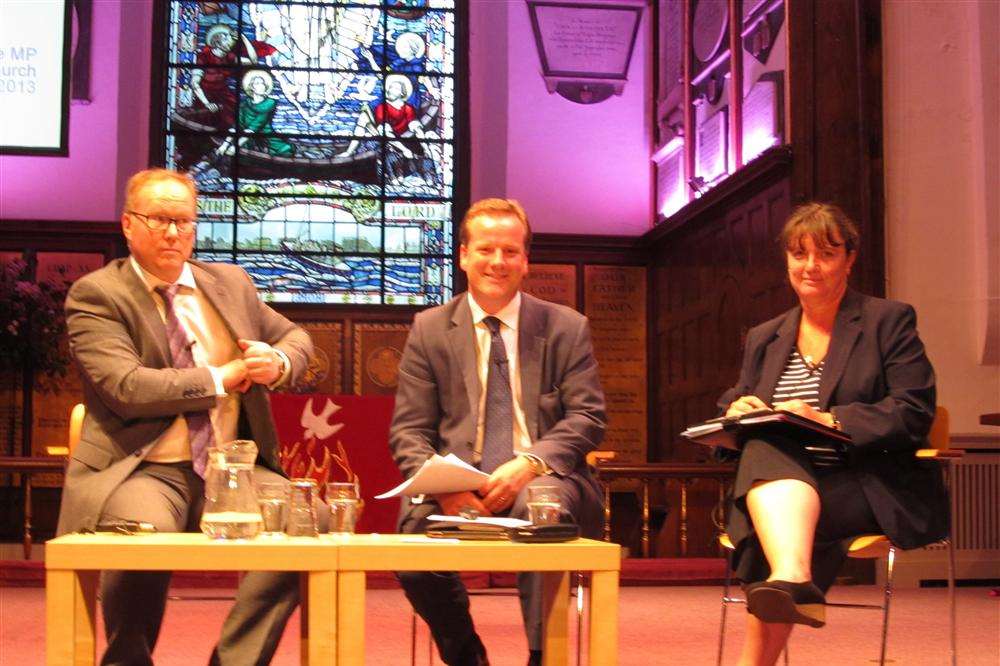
[522,264,577,309]
[584,265,648,463]
[697,108,728,182]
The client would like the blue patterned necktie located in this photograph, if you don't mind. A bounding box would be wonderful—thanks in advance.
[155,285,215,478]
[480,316,513,473]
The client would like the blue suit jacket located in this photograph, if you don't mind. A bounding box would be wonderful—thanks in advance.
[718,290,949,549]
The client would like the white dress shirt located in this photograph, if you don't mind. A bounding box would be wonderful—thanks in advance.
[130,258,241,463]
[467,292,538,463]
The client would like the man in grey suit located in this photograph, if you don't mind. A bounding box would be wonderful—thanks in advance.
[390,198,606,666]
[57,168,314,665]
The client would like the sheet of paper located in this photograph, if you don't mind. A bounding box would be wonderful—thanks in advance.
[374,453,488,499]
[426,514,531,529]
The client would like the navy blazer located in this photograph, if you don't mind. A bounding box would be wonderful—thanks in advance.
[718,290,949,549]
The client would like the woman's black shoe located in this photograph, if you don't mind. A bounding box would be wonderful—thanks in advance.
[747,580,826,628]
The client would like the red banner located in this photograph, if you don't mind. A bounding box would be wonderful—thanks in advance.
[270,394,402,534]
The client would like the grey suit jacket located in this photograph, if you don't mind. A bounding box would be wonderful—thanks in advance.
[57,258,312,534]
[389,292,606,526]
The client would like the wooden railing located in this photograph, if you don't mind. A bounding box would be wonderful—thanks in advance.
[593,461,735,557]
[0,456,65,558]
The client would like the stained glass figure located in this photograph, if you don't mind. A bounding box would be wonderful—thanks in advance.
[160,1,460,304]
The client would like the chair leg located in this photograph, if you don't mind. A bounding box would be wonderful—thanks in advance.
[410,610,417,666]
[878,546,896,666]
[717,548,734,666]
[947,459,958,666]
[947,536,957,666]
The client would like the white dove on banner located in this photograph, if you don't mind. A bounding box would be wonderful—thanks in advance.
[300,397,344,441]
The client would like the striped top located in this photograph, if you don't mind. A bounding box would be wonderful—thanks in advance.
[772,349,845,468]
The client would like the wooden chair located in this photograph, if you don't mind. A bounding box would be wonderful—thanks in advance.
[715,407,961,666]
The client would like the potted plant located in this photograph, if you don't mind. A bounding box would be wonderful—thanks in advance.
[0,259,70,457]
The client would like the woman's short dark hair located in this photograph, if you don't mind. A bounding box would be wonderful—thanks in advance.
[779,203,860,254]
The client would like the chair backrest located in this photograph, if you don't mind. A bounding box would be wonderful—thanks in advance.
[927,406,950,451]
[68,403,85,455]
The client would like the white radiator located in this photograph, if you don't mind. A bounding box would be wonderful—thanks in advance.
[886,454,1000,587]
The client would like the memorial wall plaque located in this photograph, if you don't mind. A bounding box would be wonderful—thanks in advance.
[353,323,410,396]
[742,79,780,160]
[35,252,104,287]
[658,0,685,99]
[584,265,647,463]
[522,263,577,309]
[298,322,344,394]
[529,3,642,77]
[656,147,686,218]
[697,108,728,181]
[692,0,728,63]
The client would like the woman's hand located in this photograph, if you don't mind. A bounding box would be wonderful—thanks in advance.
[726,395,769,417]
[772,399,836,427]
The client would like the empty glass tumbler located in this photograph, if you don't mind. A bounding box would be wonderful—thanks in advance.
[326,482,361,535]
[285,478,319,537]
[256,482,288,537]
[527,485,562,525]
[201,440,263,539]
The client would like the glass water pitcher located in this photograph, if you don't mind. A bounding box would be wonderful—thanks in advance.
[200,439,263,539]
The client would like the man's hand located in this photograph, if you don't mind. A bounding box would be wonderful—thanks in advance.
[433,490,491,518]
[219,358,250,393]
[772,399,832,426]
[725,395,769,418]
[479,457,538,514]
[238,339,284,386]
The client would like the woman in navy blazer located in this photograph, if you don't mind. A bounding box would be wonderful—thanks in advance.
[718,203,948,665]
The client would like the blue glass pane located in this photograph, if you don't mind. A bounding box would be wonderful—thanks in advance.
[384,200,452,255]
[166,0,457,304]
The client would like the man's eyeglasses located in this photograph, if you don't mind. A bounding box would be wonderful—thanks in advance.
[128,211,197,235]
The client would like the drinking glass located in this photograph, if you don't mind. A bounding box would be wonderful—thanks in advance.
[256,482,288,537]
[285,478,319,537]
[527,485,562,525]
[326,482,360,535]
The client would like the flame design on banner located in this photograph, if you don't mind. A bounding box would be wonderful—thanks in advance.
[279,397,359,500]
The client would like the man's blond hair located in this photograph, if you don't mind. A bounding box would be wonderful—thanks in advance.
[123,168,197,215]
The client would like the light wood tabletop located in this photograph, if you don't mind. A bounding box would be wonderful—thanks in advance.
[45,533,620,666]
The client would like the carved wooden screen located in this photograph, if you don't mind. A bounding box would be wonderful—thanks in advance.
[652,175,793,461]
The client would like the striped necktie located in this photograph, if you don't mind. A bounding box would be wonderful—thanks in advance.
[155,284,215,478]
[480,316,513,474]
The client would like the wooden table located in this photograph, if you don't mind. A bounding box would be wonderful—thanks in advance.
[46,533,620,666]
[45,533,340,666]
[335,535,621,666]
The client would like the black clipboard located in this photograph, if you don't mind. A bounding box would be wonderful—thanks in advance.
[680,409,852,451]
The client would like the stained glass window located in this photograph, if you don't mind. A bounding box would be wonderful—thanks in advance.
[158,1,460,304]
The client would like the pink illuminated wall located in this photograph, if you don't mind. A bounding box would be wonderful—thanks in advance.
[0,1,153,222]
[2,2,652,236]
[502,2,652,236]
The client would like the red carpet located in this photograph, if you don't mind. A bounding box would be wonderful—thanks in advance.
[2,583,996,664]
